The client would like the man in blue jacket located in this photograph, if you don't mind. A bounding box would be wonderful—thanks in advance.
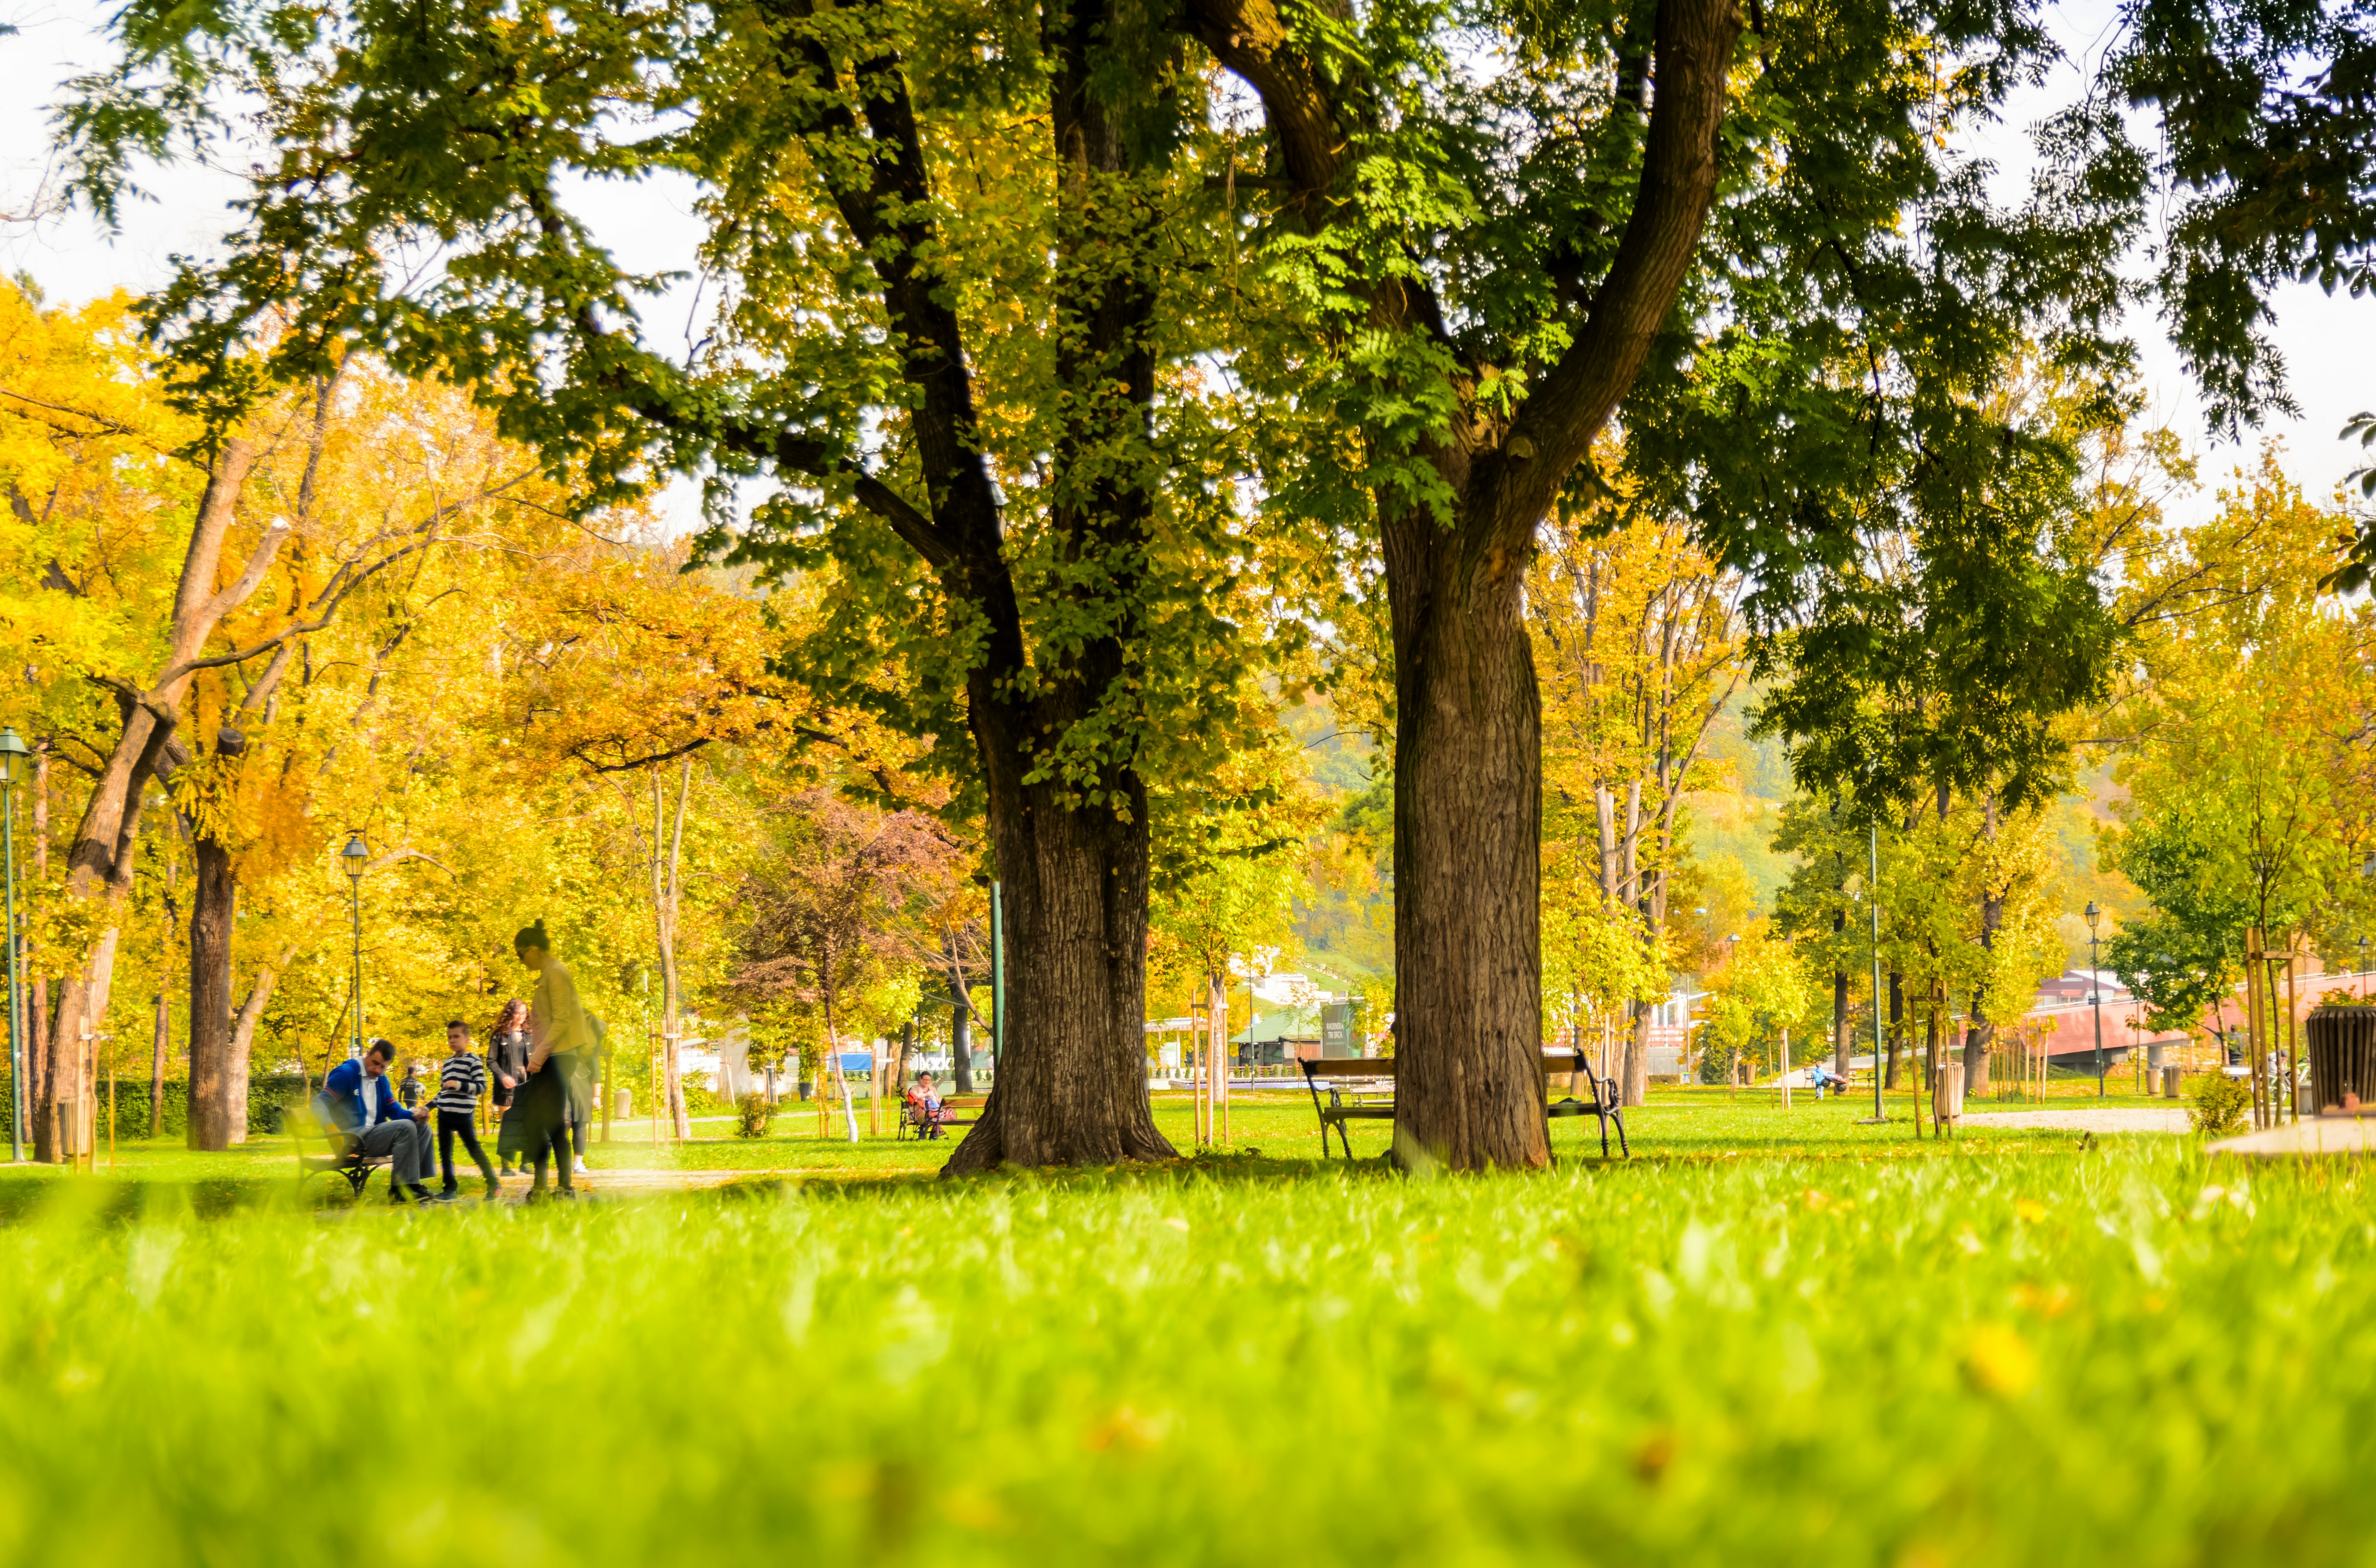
[321,1039,441,1203]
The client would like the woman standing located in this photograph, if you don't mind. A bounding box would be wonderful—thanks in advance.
[487,999,533,1177]
[514,919,596,1199]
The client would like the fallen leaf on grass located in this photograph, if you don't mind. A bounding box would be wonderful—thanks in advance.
[1084,1406,1175,1452]
[2014,1281,2073,1318]
[1961,1323,2039,1398]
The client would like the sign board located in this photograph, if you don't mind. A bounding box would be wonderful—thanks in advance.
[1320,1002,1359,1058]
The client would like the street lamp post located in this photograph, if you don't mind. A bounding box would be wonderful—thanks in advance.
[2084,901,2106,1100]
[1,727,31,1163]
[342,831,369,1060]
[1868,819,1885,1123]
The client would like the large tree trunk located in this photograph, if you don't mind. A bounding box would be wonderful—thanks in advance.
[186,835,239,1148]
[42,438,263,1161]
[945,783,1171,1169]
[1189,0,1737,1169]
[1384,507,1549,1170]
[933,0,1177,1173]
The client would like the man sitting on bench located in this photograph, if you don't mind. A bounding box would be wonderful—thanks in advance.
[322,1039,442,1204]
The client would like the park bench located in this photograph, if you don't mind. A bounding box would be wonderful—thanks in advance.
[898,1093,986,1141]
[1302,1053,1632,1162]
[1300,1058,1397,1160]
[294,1092,392,1202]
[1542,1050,1630,1157]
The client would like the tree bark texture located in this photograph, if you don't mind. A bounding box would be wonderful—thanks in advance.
[1189,0,1741,1166]
[44,439,263,1160]
[223,962,280,1144]
[186,834,239,1149]
[1383,499,1550,1168]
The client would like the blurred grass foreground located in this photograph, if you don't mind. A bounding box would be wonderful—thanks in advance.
[1,1115,2370,1566]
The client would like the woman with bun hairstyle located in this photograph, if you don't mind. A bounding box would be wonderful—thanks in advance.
[513,919,596,1198]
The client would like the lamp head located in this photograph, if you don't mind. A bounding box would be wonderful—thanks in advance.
[340,831,368,881]
[0,726,28,784]
[2084,901,2100,933]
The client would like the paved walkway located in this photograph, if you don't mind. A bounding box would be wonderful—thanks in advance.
[1960,1107,2191,1134]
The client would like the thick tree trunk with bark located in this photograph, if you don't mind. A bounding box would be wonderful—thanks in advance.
[945,782,1170,1169]
[1384,502,1549,1168]
[186,834,238,1148]
[1187,0,1740,1167]
[43,439,262,1161]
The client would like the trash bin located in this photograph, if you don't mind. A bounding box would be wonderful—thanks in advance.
[1935,1062,1964,1124]
[2307,1006,2376,1110]
[616,1087,633,1121]
[2162,1065,2182,1099]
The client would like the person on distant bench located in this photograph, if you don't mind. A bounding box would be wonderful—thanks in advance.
[322,1039,441,1204]
[904,1072,946,1139]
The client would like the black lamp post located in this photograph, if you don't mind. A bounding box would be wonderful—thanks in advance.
[342,831,369,1060]
[0,727,30,1162]
[2084,901,2106,1099]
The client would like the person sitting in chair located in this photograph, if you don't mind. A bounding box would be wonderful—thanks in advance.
[321,1039,442,1204]
[904,1072,946,1139]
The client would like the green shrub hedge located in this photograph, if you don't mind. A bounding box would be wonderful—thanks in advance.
[0,1072,316,1139]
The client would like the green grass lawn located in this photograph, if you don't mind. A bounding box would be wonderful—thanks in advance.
[4,1093,2361,1565]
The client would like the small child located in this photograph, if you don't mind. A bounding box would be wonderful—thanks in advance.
[398,1061,424,1111]
[433,1019,500,1198]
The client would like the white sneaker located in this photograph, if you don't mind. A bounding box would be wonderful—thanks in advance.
[573,1157,590,1177]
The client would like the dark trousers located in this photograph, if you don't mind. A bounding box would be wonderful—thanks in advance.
[525,1058,577,1192]
[439,1111,498,1193]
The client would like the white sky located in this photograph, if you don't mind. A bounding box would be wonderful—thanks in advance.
[2,0,2366,527]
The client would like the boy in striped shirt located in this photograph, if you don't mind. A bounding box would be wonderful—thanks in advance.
[434,1019,501,1199]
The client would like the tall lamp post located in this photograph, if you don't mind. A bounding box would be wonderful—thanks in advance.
[1,727,31,1162]
[2084,901,2106,1099]
[342,831,369,1060]
[1868,820,1886,1123]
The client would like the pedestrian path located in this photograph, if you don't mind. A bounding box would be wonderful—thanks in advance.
[1959,1107,2190,1134]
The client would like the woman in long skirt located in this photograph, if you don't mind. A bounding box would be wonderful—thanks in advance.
[513,919,596,1198]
